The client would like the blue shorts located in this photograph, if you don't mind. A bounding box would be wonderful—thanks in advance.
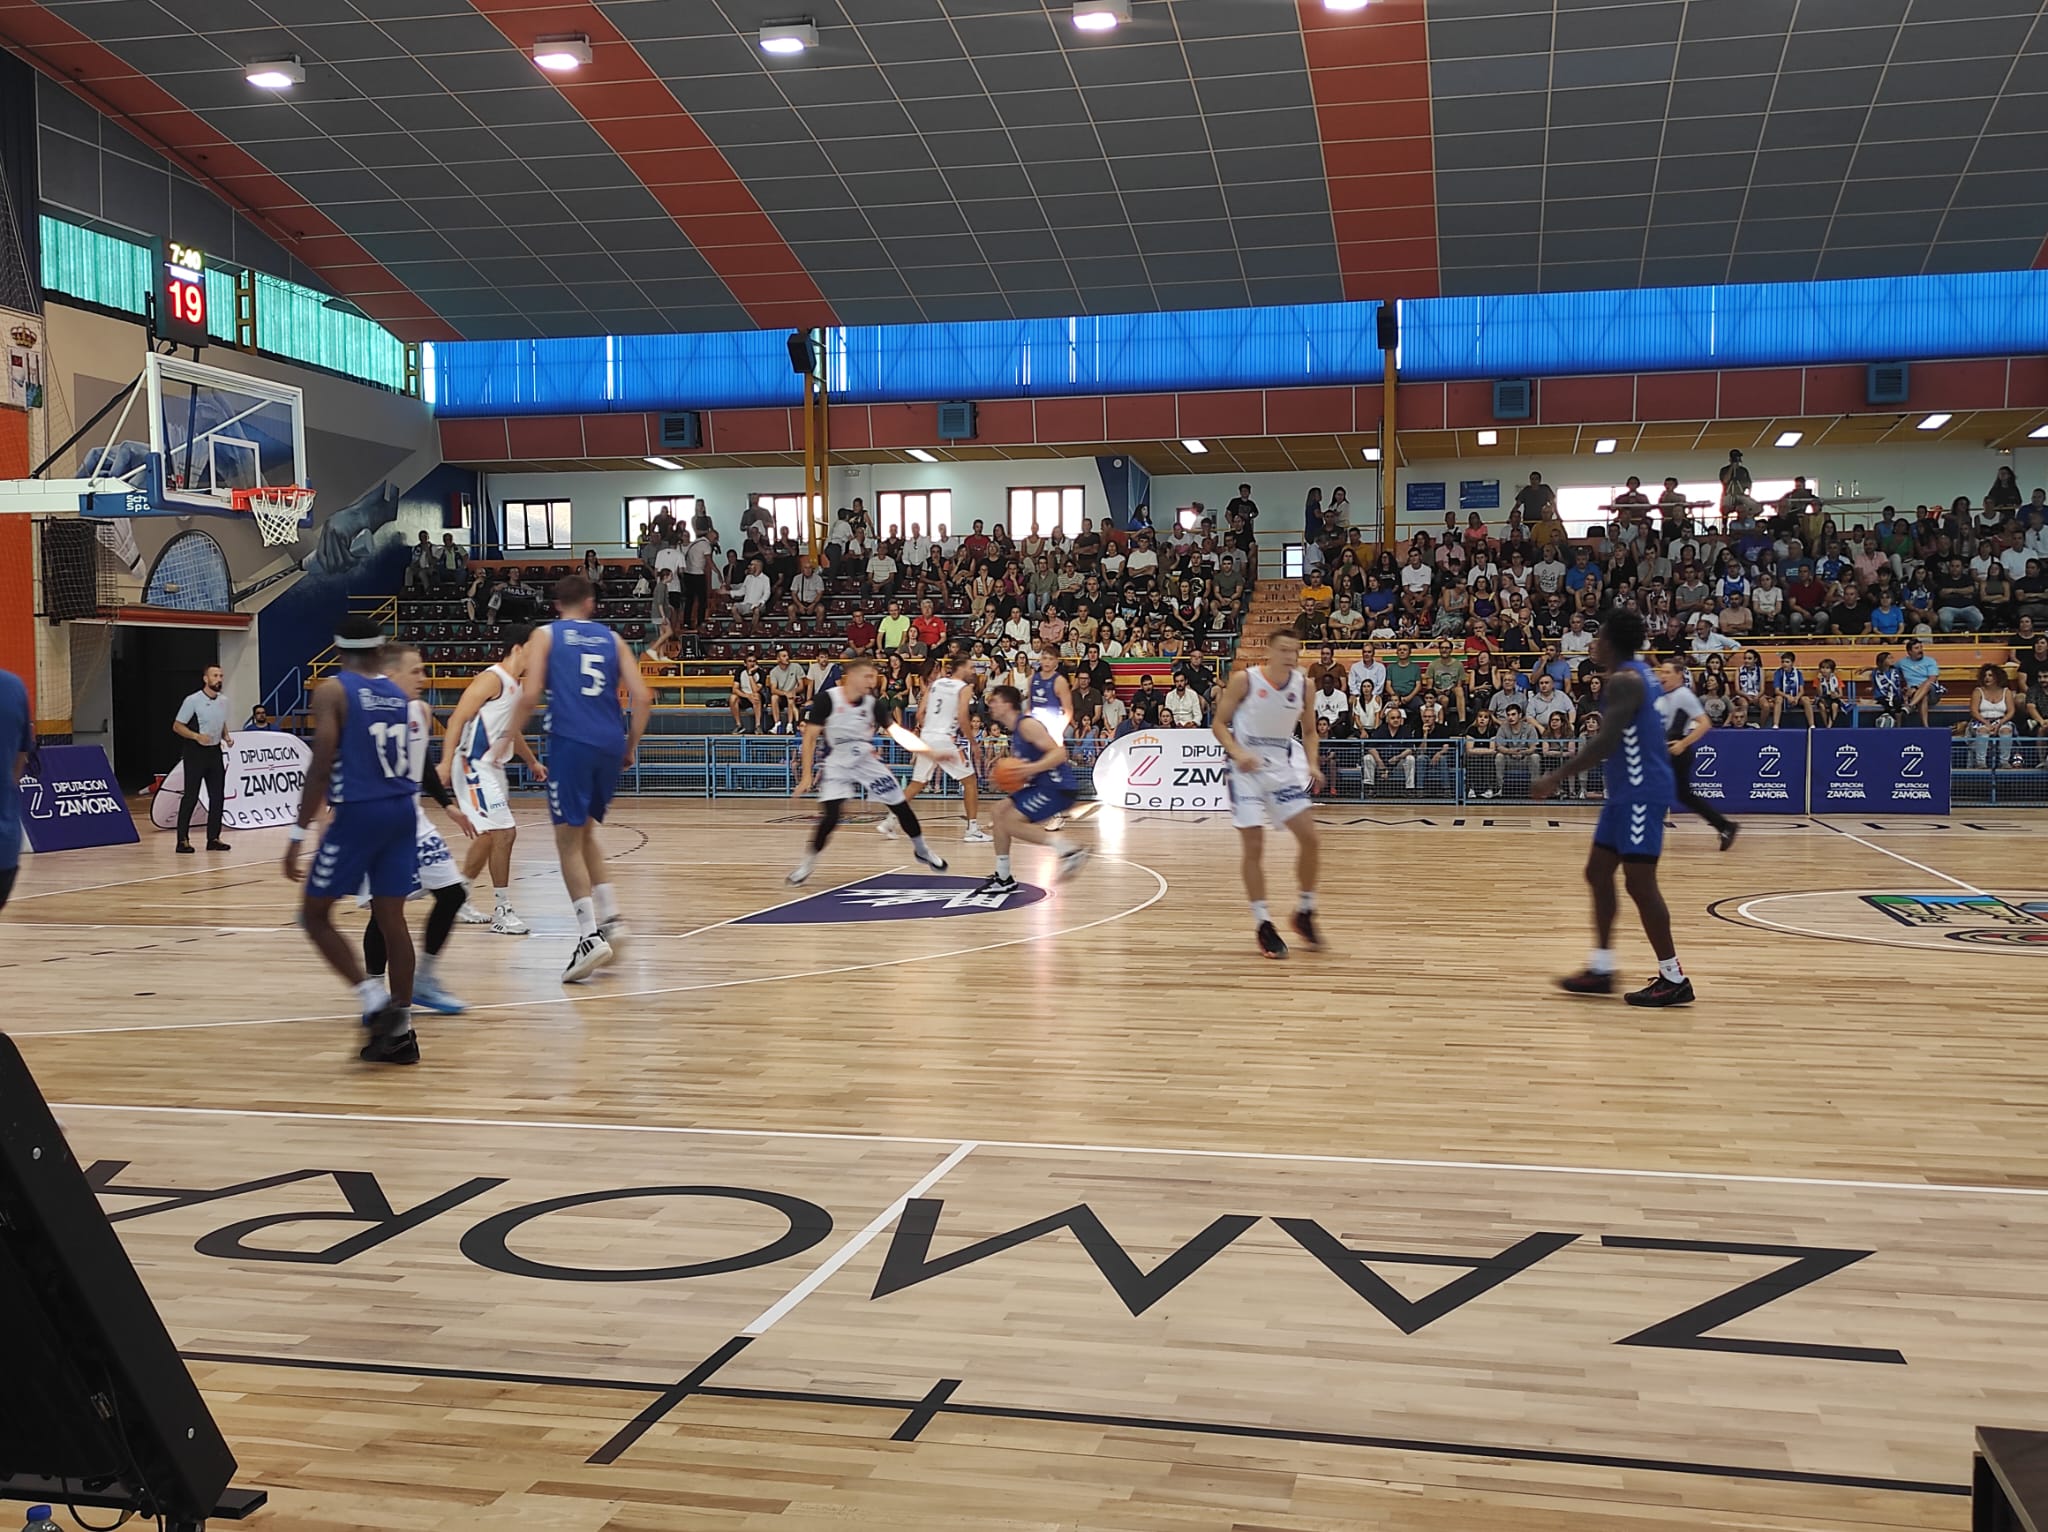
[308,796,418,900]
[1011,777,1080,825]
[547,736,625,826]
[1594,797,1668,860]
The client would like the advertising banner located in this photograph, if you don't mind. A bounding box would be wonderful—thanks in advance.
[19,745,140,853]
[1091,728,1233,813]
[1682,729,1808,815]
[1810,729,1950,815]
[150,730,313,832]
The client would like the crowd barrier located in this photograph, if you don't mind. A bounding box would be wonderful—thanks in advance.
[568,730,2046,811]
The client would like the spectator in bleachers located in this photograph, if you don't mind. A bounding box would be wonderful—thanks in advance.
[766,649,806,735]
[680,527,714,630]
[1526,671,1574,732]
[1362,704,1418,794]
[913,598,948,652]
[1130,675,1163,727]
[1427,638,1467,720]
[1351,679,1382,738]
[1813,658,1845,728]
[404,529,436,592]
[864,539,899,600]
[1897,638,1943,725]
[1969,665,2018,767]
[1988,466,2023,515]
[1100,683,1127,737]
[1348,643,1385,702]
[489,568,538,626]
[902,525,939,597]
[1311,672,1348,736]
[1936,557,1985,632]
[1382,641,1422,709]
[1766,651,1811,728]
[735,557,772,635]
[844,608,877,655]
[789,556,826,622]
[879,601,912,653]
[1165,677,1206,727]
[729,656,764,730]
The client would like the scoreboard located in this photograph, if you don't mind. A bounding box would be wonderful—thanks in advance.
[155,239,210,348]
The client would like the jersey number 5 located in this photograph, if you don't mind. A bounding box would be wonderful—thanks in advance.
[580,652,608,696]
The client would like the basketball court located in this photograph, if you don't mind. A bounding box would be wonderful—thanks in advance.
[9,803,2044,1531]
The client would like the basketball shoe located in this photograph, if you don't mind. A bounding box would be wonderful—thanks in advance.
[1256,921,1288,959]
[1557,970,1616,995]
[1290,909,1323,950]
[563,932,613,983]
[1625,975,1696,1008]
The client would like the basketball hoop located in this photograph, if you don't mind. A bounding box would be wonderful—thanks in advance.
[232,485,315,548]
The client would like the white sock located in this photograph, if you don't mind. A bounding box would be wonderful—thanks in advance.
[417,950,436,980]
[572,897,598,939]
[1047,834,1070,855]
[1297,891,1317,913]
[386,1005,414,1038]
[1250,900,1270,924]
[494,888,512,913]
[994,854,1011,879]
[1658,956,1685,983]
[592,883,618,923]
[356,977,389,1014]
[1587,947,1615,976]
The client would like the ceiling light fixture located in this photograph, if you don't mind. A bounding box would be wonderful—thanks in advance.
[907,448,937,463]
[1775,430,1803,448]
[644,456,683,470]
[1476,429,1498,446]
[1594,438,1618,454]
[245,55,304,89]
[1070,0,1128,32]
[1918,412,1952,430]
[1181,438,1207,453]
[1322,0,1370,11]
[1362,447,1382,462]
[2031,424,2048,440]
[531,34,593,71]
[759,20,818,54]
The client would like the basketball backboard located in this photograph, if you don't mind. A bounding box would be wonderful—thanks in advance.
[0,353,314,528]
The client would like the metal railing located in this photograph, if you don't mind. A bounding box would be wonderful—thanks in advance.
[476,735,2048,808]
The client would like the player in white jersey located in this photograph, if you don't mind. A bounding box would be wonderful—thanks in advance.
[367,644,477,1014]
[788,656,949,885]
[1211,627,1324,959]
[891,653,989,841]
[438,626,545,933]
[1655,658,1738,850]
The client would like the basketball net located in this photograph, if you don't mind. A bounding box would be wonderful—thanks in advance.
[232,485,315,548]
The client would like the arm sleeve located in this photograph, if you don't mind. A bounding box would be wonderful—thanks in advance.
[421,756,455,808]
[872,699,897,732]
[805,693,833,726]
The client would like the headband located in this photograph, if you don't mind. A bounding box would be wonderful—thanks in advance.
[333,633,385,650]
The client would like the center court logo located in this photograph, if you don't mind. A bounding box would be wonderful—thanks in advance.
[735,873,1050,925]
[1863,893,2048,946]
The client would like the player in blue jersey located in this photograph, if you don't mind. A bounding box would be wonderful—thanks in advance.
[974,684,1089,894]
[497,572,651,984]
[1532,609,1693,1007]
[283,616,424,1064]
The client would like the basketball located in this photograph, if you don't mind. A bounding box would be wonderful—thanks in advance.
[992,756,1030,793]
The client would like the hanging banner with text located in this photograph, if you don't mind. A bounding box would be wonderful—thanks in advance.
[1091,729,1232,813]
[1809,729,1950,815]
[1682,729,1808,815]
[150,730,314,832]
[19,744,140,853]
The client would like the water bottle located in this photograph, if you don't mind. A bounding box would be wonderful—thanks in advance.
[23,1508,56,1532]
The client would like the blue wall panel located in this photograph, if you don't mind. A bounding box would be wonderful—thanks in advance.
[427,269,2048,418]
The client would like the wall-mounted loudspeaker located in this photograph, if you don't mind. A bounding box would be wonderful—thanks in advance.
[1376,303,1398,352]
[1493,379,1533,420]
[1867,363,1909,406]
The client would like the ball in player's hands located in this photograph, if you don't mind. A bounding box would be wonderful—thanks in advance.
[992,757,1030,793]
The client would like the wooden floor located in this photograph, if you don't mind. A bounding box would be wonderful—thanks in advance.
[9,798,2048,1531]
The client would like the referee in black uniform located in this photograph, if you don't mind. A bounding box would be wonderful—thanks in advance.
[1654,657,1738,851]
[171,664,233,853]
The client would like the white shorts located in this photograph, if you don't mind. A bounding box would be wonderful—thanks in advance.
[414,807,465,892]
[455,755,517,833]
[821,748,906,806]
[1229,748,1314,831]
[911,735,972,784]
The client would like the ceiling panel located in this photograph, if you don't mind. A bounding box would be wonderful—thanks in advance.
[8,0,2047,337]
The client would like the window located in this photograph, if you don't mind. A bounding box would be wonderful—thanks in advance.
[1008,485,1086,537]
[502,499,570,550]
[1554,479,1807,537]
[877,489,953,538]
[750,494,808,539]
[625,495,698,546]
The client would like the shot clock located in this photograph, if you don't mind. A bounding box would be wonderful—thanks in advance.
[154,238,210,349]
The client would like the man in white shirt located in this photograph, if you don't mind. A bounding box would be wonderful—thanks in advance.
[1126,535,1160,589]
[937,523,962,565]
[1164,678,1204,726]
[1347,645,1386,701]
[865,543,898,599]
[1526,673,1575,730]
[654,536,688,626]
[788,556,825,619]
[681,529,714,629]
[1532,551,1568,597]
[1558,614,1595,668]
[902,525,939,596]
[1689,616,1740,661]
[1100,687,1127,733]
[736,557,772,634]
[1311,674,1348,731]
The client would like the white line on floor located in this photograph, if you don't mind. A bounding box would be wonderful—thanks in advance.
[1812,821,1989,895]
[742,1142,978,1336]
[48,1101,2048,1199]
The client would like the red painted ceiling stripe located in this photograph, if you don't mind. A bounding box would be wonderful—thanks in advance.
[465,0,836,331]
[1295,0,1440,303]
[0,3,458,342]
